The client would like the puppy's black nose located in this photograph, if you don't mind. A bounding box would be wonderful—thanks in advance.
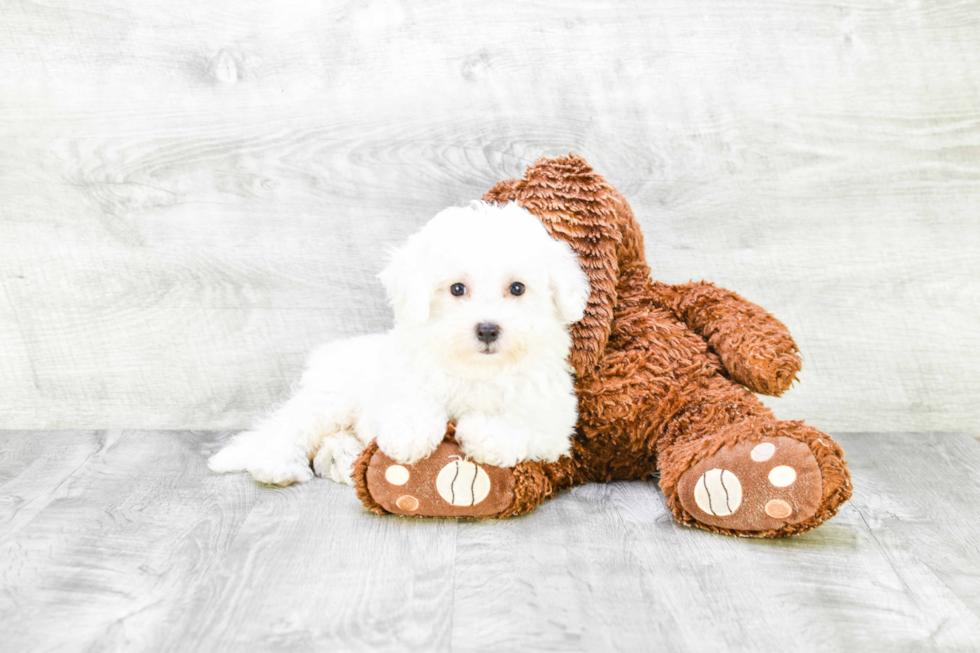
[475,322,500,344]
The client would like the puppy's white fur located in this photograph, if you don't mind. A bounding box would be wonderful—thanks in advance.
[209,201,589,486]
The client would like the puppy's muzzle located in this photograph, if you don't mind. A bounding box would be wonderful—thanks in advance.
[475,322,500,345]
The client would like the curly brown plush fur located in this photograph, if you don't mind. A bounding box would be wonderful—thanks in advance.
[353,154,852,538]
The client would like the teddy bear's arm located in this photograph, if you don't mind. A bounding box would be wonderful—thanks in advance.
[649,281,802,396]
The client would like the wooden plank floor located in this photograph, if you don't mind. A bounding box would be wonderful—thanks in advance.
[1,431,978,652]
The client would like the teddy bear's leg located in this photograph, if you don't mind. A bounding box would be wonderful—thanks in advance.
[351,426,583,518]
[654,377,852,537]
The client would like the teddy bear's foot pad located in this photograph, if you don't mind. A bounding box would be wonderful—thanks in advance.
[677,436,822,532]
[364,439,515,518]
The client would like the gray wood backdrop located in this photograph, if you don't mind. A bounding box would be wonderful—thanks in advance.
[1,0,977,432]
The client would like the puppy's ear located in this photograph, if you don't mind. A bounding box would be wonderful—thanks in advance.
[378,234,432,326]
[547,238,591,324]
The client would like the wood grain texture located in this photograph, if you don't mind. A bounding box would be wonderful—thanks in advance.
[1,430,979,652]
[0,0,978,431]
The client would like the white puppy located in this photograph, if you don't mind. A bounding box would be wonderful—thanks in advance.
[208,201,590,486]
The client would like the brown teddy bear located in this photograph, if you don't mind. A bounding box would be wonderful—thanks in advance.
[353,154,852,538]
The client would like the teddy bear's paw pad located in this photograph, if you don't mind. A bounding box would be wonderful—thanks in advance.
[365,440,514,518]
[678,436,822,531]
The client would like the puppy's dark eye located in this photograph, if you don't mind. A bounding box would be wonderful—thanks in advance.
[509,282,525,296]
[450,283,467,296]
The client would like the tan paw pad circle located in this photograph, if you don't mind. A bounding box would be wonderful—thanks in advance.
[436,460,491,507]
[395,495,419,512]
[385,465,410,485]
[750,442,775,462]
[693,468,742,516]
[768,465,797,487]
[765,499,793,519]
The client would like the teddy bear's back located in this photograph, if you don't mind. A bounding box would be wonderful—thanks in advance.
[484,156,752,481]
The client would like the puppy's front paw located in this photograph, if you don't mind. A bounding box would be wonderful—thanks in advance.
[313,432,364,486]
[455,415,529,468]
[373,405,448,465]
[208,431,313,486]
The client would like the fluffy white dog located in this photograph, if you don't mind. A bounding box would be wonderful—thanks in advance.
[208,201,590,486]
